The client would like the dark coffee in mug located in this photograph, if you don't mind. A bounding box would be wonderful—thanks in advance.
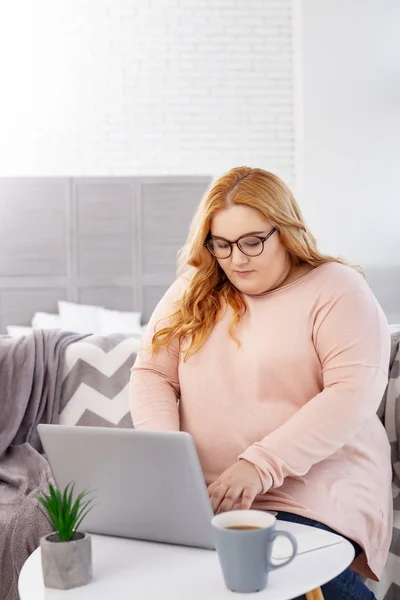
[226,525,262,530]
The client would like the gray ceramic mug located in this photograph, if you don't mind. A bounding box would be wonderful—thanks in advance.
[212,510,297,594]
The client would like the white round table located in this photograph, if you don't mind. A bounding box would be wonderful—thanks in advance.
[19,522,355,600]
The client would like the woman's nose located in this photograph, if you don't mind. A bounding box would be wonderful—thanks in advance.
[230,244,250,266]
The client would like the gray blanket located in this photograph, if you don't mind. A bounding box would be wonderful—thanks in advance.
[0,329,84,600]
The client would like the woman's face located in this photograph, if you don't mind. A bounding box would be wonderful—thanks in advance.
[210,204,291,295]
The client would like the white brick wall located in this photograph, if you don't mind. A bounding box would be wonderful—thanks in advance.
[0,0,296,184]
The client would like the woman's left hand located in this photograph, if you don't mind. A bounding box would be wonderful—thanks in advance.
[207,460,263,514]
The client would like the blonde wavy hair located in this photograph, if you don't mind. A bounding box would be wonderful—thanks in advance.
[152,166,361,360]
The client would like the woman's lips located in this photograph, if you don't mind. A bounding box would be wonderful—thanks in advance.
[234,270,253,277]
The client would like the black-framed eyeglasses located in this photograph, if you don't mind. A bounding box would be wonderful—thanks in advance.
[203,228,277,259]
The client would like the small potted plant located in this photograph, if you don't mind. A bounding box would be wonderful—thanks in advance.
[36,482,94,590]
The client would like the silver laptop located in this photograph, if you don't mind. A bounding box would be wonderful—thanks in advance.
[37,424,215,550]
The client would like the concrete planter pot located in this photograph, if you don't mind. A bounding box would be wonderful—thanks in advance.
[40,532,92,590]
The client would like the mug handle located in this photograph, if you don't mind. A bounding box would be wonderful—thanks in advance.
[268,530,298,571]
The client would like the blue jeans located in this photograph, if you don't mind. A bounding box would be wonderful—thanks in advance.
[276,512,376,600]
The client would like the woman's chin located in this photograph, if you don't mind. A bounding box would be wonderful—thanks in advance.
[230,278,268,295]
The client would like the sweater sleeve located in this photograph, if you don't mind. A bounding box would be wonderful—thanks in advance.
[130,278,185,431]
[238,277,391,493]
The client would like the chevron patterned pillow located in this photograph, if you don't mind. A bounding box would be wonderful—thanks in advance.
[59,334,141,428]
[367,339,400,599]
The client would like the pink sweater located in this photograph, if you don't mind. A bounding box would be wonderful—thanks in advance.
[130,263,392,580]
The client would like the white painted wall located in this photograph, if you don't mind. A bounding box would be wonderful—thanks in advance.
[301,0,400,270]
[0,0,296,185]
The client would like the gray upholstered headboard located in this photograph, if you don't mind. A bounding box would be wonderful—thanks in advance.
[364,267,400,325]
[0,176,212,333]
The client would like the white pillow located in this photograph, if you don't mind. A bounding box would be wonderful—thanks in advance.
[6,325,33,337]
[100,307,143,335]
[31,311,62,329]
[58,301,102,334]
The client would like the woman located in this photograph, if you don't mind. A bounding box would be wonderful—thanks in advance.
[130,167,392,599]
